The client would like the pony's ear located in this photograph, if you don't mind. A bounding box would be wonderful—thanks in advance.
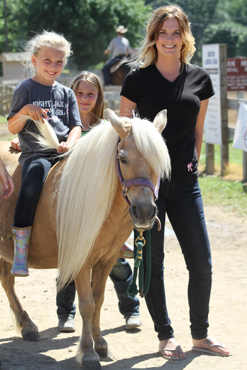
[153,110,167,134]
[106,109,126,137]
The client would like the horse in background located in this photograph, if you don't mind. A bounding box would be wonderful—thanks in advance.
[107,48,138,86]
[0,109,170,370]
[110,58,131,85]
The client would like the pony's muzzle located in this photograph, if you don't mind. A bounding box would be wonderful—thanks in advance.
[129,201,157,230]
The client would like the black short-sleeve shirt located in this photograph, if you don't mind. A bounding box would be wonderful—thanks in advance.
[121,63,214,182]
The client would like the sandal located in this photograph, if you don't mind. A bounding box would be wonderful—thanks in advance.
[192,342,232,357]
[159,344,185,361]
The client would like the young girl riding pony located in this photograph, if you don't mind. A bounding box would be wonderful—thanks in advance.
[8,31,82,277]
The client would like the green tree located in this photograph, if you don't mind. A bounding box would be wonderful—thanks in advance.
[0,0,27,54]
[16,0,150,69]
[228,0,247,26]
[202,22,247,57]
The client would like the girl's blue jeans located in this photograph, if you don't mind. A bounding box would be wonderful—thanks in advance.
[144,180,212,341]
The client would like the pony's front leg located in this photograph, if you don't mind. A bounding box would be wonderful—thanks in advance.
[0,258,39,341]
[91,255,119,358]
[74,269,102,370]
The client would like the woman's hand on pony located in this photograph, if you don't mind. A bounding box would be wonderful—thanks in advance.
[0,159,14,199]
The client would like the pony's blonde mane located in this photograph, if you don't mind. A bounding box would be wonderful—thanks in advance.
[30,115,170,288]
[56,121,119,288]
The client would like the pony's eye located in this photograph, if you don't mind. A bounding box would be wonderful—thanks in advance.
[118,156,128,165]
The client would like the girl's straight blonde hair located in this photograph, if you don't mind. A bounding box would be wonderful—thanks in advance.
[70,71,105,126]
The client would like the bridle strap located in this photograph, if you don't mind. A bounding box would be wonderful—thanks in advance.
[116,146,160,206]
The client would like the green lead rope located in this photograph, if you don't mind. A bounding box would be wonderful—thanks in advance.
[128,229,152,298]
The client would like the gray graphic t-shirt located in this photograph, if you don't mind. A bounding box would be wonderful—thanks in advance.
[8,78,81,165]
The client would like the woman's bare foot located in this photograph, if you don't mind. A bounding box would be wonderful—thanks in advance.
[159,338,185,360]
[192,336,232,357]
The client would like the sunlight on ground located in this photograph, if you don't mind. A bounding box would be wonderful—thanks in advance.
[199,162,243,181]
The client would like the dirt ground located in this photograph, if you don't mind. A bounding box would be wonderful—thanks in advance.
[0,204,246,370]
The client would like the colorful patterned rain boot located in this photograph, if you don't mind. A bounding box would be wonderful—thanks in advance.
[11,226,32,277]
[119,242,134,258]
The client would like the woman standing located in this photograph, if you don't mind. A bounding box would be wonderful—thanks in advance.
[120,4,232,360]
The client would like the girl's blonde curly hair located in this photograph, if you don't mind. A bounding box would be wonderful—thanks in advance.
[137,4,196,68]
[23,30,72,76]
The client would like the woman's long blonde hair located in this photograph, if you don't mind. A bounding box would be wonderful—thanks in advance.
[70,71,105,126]
[137,4,196,67]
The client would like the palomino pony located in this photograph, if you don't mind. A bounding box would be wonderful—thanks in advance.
[0,109,170,369]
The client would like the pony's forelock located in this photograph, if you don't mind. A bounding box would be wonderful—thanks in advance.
[131,117,171,179]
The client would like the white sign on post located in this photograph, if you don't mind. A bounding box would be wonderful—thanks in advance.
[202,44,222,145]
[233,103,247,152]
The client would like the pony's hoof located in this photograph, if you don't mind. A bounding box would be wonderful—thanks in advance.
[96,347,108,358]
[81,360,102,370]
[22,330,40,341]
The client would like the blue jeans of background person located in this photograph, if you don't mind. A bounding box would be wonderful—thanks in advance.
[144,180,212,341]
[102,55,126,85]
[56,258,140,319]
[56,279,76,319]
[109,258,140,318]
[14,156,58,227]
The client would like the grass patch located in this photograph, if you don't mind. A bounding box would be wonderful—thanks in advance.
[199,139,247,217]
[200,139,243,169]
[199,176,247,216]
[0,132,17,141]
[0,115,7,124]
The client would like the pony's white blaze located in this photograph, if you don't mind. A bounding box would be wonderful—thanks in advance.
[32,111,170,288]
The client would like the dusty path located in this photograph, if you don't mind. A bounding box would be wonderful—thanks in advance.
[0,205,246,370]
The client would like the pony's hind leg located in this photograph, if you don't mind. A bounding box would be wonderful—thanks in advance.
[0,258,39,341]
[75,269,102,370]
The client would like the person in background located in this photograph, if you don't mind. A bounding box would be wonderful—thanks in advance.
[103,25,130,86]
[120,4,232,361]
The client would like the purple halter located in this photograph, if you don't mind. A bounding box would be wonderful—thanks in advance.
[116,144,160,206]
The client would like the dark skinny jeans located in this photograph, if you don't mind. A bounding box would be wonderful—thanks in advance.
[144,179,212,341]
[14,156,58,227]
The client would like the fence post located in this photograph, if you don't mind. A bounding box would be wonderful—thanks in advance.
[206,144,214,175]
[243,152,247,183]
[220,44,229,175]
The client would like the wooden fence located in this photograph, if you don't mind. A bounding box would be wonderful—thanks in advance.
[0,84,15,116]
